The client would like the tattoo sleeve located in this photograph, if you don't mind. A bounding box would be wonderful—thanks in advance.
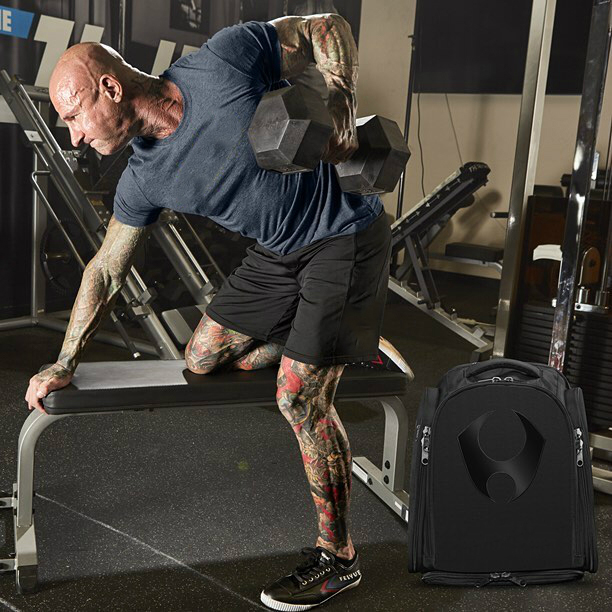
[271,14,358,92]
[56,215,149,373]
[271,14,359,163]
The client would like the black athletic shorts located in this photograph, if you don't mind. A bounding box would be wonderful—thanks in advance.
[206,211,391,365]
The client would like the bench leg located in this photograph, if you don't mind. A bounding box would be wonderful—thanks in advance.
[1,410,66,593]
[352,396,410,523]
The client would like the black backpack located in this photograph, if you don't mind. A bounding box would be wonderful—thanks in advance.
[407,358,597,586]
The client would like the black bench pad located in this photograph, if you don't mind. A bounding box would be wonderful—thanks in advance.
[445,242,504,262]
[43,361,408,415]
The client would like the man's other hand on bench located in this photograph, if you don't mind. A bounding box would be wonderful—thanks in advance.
[25,364,73,413]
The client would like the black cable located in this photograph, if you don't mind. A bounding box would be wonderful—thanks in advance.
[443,93,506,232]
[603,114,612,201]
[444,93,463,166]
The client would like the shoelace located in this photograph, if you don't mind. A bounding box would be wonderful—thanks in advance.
[292,547,334,585]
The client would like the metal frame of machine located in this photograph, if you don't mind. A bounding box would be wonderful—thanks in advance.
[0,71,224,360]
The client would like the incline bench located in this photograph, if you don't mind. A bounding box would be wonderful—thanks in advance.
[0,361,410,593]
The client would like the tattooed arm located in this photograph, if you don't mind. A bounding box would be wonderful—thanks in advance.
[270,14,359,164]
[25,216,150,412]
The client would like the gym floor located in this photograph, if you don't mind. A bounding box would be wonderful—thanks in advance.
[0,274,610,611]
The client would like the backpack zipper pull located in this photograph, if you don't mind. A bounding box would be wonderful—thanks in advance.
[501,572,527,587]
[421,426,431,465]
[479,376,502,383]
[575,428,584,467]
[478,572,526,588]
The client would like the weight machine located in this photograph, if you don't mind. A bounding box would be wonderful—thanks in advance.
[0,71,224,359]
[389,162,495,361]
[497,0,612,494]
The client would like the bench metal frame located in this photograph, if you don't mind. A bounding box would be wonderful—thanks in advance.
[0,394,410,593]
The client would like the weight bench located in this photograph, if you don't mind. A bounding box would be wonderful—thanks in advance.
[0,360,410,593]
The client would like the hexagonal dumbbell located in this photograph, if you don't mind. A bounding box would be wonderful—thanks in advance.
[247,84,334,174]
[334,115,411,195]
[248,84,411,194]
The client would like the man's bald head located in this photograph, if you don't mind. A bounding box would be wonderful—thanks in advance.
[49,42,183,155]
[49,43,143,154]
[50,42,130,103]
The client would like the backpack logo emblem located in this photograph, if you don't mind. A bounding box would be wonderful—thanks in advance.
[458,410,545,502]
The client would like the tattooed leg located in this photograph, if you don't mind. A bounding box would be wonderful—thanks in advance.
[185,314,284,373]
[185,314,257,374]
[231,342,284,370]
[276,356,355,560]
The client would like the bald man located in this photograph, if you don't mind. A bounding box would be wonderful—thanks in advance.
[25,16,394,610]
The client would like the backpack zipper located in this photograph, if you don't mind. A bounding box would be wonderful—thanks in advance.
[478,571,527,587]
[574,427,586,565]
[412,424,434,564]
[575,428,584,467]
[421,426,431,465]
[423,568,583,587]
[574,425,597,570]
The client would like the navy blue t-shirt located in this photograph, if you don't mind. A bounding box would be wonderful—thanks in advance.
[113,21,382,255]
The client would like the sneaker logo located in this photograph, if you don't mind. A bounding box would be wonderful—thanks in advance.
[371,355,383,365]
[321,578,341,593]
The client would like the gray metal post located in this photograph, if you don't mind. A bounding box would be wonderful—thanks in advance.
[549,0,611,370]
[31,103,48,319]
[493,0,557,357]
[395,1,420,221]
[381,396,409,491]
[352,395,411,523]
[118,0,127,56]
[178,213,227,283]
[16,412,67,528]
[152,224,214,305]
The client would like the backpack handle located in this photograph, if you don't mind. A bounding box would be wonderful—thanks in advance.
[468,359,540,379]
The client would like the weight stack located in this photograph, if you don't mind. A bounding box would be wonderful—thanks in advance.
[512,304,612,431]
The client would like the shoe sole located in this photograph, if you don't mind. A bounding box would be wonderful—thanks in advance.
[260,578,361,611]
[378,337,415,380]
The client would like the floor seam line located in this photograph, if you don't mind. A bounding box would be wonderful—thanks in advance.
[0,597,21,612]
[37,494,267,610]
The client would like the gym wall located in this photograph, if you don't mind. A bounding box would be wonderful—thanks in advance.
[357,0,612,279]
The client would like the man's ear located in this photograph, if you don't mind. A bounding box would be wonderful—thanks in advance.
[100,74,122,103]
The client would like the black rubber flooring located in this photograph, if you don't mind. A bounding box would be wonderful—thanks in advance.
[0,274,610,611]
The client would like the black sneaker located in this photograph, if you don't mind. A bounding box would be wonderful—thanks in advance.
[260,547,361,611]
